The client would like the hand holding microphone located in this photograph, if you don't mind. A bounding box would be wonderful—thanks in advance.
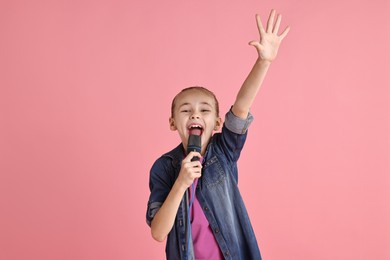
[177,134,202,189]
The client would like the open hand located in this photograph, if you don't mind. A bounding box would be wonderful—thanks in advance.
[249,9,290,62]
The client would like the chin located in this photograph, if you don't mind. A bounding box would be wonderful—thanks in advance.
[201,134,212,144]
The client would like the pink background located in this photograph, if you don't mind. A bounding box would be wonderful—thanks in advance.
[1,0,389,259]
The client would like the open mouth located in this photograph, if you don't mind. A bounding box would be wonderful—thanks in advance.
[188,124,203,136]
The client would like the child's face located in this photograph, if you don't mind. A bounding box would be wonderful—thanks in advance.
[169,89,222,154]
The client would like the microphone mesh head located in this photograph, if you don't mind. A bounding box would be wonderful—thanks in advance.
[187,134,201,153]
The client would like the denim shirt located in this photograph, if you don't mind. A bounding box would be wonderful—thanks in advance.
[146,110,262,260]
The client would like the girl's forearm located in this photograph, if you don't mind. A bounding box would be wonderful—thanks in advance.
[232,58,271,118]
[150,181,187,242]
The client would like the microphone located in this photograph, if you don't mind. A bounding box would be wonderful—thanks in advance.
[187,134,201,161]
[185,134,201,259]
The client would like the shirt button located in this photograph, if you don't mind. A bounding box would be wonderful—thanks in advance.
[225,251,230,256]
[215,228,220,233]
[204,206,209,211]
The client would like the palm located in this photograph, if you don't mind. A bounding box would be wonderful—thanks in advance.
[250,10,290,62]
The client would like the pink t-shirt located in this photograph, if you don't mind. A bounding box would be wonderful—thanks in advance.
[189,179,224,260]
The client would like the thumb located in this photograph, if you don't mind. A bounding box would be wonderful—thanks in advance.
[248,41,263,50]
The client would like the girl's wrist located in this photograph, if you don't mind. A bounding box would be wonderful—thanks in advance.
[174,178,189,193]
[255,57,272,67]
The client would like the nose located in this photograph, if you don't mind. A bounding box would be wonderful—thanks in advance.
[190,110,200,119]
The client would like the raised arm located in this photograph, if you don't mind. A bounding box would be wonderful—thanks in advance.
[232,9,290,118]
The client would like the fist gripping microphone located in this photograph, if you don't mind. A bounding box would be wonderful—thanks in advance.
[187,134,201,161]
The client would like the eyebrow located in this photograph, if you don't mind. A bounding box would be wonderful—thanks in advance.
[178,102,212,108]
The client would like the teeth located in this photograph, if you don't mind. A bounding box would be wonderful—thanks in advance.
[189,124,202,129]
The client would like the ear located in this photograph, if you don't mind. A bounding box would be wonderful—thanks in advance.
[169,117,177,131]
[214,117,222,131]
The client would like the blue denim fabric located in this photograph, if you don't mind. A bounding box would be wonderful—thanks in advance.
[147,110,262,260]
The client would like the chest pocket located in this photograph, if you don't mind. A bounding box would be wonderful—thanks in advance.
[202,156,226,188]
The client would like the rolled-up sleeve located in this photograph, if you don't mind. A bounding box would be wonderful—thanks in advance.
[146,201,163,226]
[224,108,254,134]
[146,159,171,227]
